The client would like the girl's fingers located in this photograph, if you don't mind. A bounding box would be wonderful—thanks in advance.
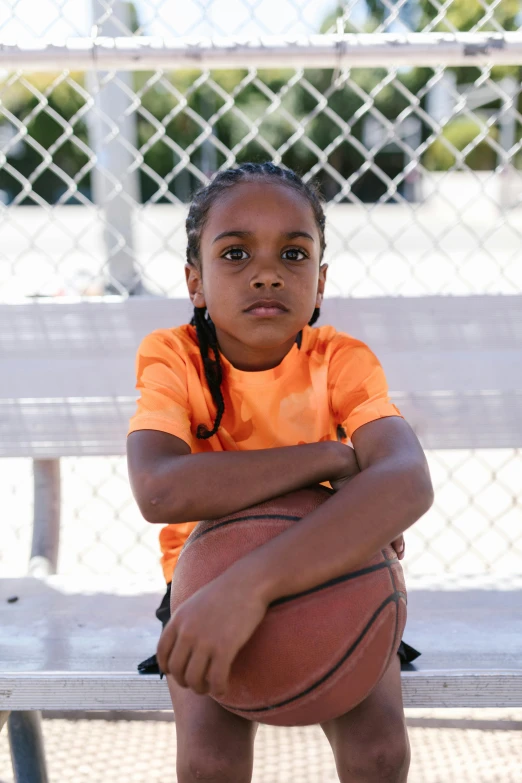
[156,621,177,675]
[184,648,212,694]
[391,535,405,559]
[167,636,193,687]
[206,655,231,699]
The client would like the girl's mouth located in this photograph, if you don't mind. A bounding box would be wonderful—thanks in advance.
[244,299,289,317]
[245,306,288,317]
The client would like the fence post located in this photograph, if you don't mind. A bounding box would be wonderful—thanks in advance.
[498,76,518,209]
[87,0,144,294]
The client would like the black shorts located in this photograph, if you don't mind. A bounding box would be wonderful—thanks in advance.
[137,583,421,675]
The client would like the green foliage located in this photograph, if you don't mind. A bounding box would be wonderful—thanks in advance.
[0,3,520,205]
[0,75,91,204]
[423,116,498,170]
[419,0,520,32]
[365,0,520,32]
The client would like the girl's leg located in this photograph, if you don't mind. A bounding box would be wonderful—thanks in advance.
[320,654,410,783]
[167,674,259,783]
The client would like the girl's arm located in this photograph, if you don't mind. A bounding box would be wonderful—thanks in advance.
[127,431,359,524]
[235,416,433,603]
[157,416,433,696]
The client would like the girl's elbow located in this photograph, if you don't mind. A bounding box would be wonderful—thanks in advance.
[421,480,435,515]
[414,465,434,516]
[399,461,434,519]
[139,494,167,524]
[133,477,187,524]
[142,494,188,524]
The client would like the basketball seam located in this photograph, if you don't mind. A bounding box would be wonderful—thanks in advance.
[181,524,399,604]
[383,548,400,672]
[180,485,336,551]
[270,557,399,607]
[183,514,302,547]
[218,588,406,714]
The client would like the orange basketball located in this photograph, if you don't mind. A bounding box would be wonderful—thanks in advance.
[170,485,407,726]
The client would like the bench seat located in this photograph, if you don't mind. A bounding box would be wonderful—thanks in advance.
[1,577,521,711]
[2,295,522,457]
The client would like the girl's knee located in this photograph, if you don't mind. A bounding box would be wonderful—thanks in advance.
[362,733,410,781]
[177,747,254,783]
[336,725,410,783]
[168,676,256,782]
[178,756,252,783]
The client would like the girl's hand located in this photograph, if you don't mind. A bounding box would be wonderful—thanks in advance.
[330,444,361,492]
[156,572,268,698]
[391,534,405,560]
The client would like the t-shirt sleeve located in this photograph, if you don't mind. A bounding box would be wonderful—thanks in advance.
[328,334,403,440]
[127,330,192,447]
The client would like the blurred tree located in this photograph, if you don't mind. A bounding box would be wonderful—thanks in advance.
[417,0,520,32]
[0,1,520,205]
[423,117,499,170]
[0,75,91,204]
[365,0,520,32]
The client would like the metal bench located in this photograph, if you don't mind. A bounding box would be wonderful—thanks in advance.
[1,295,521,782]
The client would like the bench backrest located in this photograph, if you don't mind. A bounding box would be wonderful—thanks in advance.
[1,294,521,457]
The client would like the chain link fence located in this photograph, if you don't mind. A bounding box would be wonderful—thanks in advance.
[1,0,521,584]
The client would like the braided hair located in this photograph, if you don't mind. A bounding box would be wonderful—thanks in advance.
[186,162,327,439]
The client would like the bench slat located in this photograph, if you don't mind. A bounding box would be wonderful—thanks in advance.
[2,672,521,710]
[1,295,521,454]
[1,578,521,710]
[2,392,522,457]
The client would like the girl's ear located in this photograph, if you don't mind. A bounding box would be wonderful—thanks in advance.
[316,263,328,308]
[185,263,206,308]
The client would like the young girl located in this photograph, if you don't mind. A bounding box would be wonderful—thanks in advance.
[127,162,432,783]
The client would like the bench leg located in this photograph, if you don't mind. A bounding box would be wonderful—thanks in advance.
[0,711,10,732]
[29,459,61,577]
[8,711,49,783]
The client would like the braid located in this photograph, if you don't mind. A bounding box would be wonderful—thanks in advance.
[190,306,225,439]
[187,162,327,438]
[309,307,320,327]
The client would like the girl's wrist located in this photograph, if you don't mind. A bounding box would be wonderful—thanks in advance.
[220,557,275,607]
[328,441,360,480]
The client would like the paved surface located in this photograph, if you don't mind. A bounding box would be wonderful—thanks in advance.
[1,709,521,782]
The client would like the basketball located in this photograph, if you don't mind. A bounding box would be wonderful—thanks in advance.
[170,484,407,727]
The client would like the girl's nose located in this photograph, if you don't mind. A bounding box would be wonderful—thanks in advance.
[252,278,283,289]
[251,265,284,289]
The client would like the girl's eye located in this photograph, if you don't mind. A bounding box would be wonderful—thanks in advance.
[222,247,308,262]
[223,247,248,262]
[282,248,307,262]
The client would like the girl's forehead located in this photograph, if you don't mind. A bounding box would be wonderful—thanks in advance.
[204,180,316,230]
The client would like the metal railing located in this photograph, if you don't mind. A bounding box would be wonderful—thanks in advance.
[1,0,521,582]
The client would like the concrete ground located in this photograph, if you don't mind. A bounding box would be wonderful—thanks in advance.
[1,709,521,782]
[2,173,522,302]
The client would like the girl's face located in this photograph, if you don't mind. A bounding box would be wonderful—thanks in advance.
[185,180,328,371]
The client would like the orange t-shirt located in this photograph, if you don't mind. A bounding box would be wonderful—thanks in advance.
[127,322,403,583]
